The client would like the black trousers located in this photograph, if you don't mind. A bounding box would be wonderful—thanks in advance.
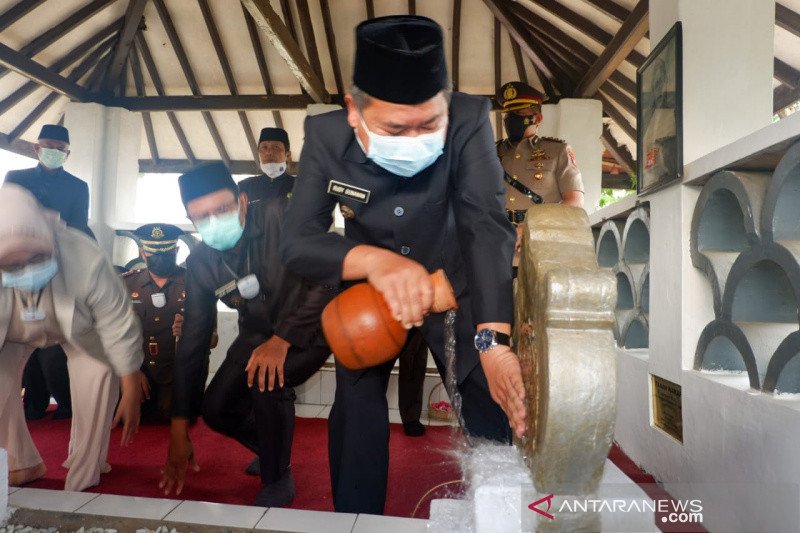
[328,309,511,515]
[201,330,330,485]
[397,328,428,425]
[22,345,71,417]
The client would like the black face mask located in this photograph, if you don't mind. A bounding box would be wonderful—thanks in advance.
[145,252,178,277]
[504,113,536,142]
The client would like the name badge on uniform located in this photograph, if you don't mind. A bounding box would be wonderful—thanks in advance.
[21,307,46,322]
[151,293,166,308]
[214,279,238,299]
[327,180,371,203]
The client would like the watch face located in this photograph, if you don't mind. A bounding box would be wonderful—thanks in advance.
[474,328,496,352]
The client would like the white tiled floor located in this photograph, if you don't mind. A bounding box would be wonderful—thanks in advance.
[351,513,428,533]
[8,486,20,494]
[254,508,357,532]
[8,488,99,512]
[76,494,182,520]
[163,500,268,528]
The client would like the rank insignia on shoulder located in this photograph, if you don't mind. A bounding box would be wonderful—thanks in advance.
[340,204,355,220]
[540,136,566,144]
[121,269,141,278]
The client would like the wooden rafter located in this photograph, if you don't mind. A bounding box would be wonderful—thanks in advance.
[9,42,113,141]
[483,0,561,98]
[241,0,331,103]
[129,38,158,163]
[134,34,196,164]
[296,0,324,79]
[526,0,645,67]
[774,58,800,88]
[408,0,415,15]
[153,0,230,165]
[583,0,630,24]
[0,20,122,115]
[279,0,298,39]
[774,83,800,113]
[0,41,92,101]
[365,0,374,19]
[575,0,648,97]
[599,80,635,116]
[601,124,635,175]
[319,0,343,94]
[510,39,528,85]
[0,0,46,33]
[102,0,149,95]
[597,91,636,141]
[87,49,114,93]
[243,3,283,129]
[452,0,462,90]
[776,3,800,40]
[0,0,115,80]
[198,0,258,164]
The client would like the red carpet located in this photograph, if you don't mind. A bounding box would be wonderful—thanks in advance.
[25,415,464,519]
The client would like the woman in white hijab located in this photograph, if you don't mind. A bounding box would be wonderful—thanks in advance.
[0,184,143,491]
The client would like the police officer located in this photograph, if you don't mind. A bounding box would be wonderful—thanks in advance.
[123,224,187,424]
[281,16,526,515]
[238,127,292,204]
[496,82,585,229]
[5,124,92,421]
[160,163,333,507]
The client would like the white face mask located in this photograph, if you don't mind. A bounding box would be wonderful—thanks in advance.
[260,162,286,179]
[39,147,67,169]
[358,115,446,178]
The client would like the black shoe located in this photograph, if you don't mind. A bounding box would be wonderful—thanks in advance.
[24,405,47,421]
[52,407,72,420]
[403,420,426,437]
[252,469,295,507]
[245,457,260,476]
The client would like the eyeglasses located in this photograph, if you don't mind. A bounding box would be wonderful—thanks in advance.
[188,201,238,226]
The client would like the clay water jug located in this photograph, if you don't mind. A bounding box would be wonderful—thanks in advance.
[321,269,457,370]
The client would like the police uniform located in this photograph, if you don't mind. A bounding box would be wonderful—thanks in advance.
[280,16,514,515]
[496,82,584,224]
[239,128,293,204]
[122,224,187,423]
[174,163,333,500]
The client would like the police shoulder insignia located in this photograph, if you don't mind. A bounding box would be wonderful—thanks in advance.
[540,136,566,144]
[121,268,142,278]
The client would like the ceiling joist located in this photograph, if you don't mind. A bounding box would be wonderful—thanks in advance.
[102,0,148,95]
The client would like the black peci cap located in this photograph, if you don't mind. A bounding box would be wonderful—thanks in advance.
[353,15,448,105]
[38,124,69,143]
[178,162,238,207]
[258,127,289,149]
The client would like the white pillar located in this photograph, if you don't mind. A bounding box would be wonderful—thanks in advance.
[62,103,142,255]
[651,0,775,164]
[539,99,603,212]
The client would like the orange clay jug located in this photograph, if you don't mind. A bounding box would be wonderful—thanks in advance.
[321,269,457,370]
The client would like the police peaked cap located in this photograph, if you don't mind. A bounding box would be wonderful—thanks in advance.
[38,124,70,144]
[353,15,448,104]
[134,223,183,254]
[178,162,238,207]
[259,127,289,149]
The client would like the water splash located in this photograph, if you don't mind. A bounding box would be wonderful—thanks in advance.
[443,309,470,443]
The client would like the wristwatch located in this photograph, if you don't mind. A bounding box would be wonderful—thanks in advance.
[473,328,511,353]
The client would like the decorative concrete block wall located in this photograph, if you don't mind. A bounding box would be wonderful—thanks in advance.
[692,142,800,393]
[595,205,651,350]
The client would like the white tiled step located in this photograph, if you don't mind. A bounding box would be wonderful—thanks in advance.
[163,500,268,528]
[255,508,357,532]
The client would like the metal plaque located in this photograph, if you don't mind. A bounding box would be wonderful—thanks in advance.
[651,375,683,442]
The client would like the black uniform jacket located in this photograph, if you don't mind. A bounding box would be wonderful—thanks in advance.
[238,172,293,205]
[280,92,515,350]
[123,267,186,385]
[172,201,333,418]
[5,165,92,236]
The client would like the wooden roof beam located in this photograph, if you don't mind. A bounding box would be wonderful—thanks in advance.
[452,0,462,90]
[582,0,630,24]
[483,0,562,98]
[197,0,258,164]
[319,0,343,94]
[0,0,46,33]
[153,0,230,165]
[776,3,800,40]
[241,0,331,103]
[774,57,800,88]
[0,0,115,80]
[597,91,636,141]
[0,20,121,115]
[365,0,374,19]
[575,0,648,97]
[134,33,196,164]
[243,4,283,129]
[129,37,158,163]
[526,0,646,67]
[0,41,93,101]
[102,0,149,95]
[408,0,415,15]
[296,0,324,81]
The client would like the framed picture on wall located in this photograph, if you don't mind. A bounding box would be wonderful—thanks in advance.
[637,21,683,194]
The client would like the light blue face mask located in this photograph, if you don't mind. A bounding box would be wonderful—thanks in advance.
[359,116,446,178]
[38,147,67,169]
[196,209,244,251]
[2,256,58,292]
